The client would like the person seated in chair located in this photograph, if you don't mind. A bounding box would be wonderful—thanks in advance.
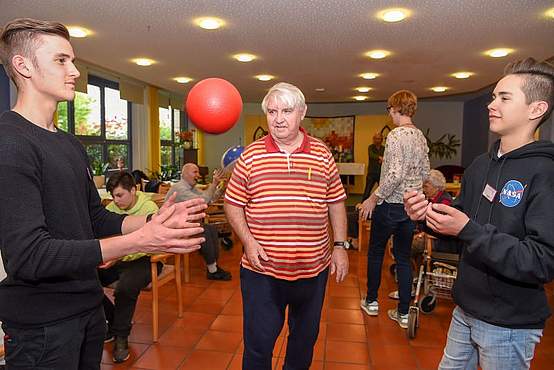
[165,163,232,281]
[99,172,161,363]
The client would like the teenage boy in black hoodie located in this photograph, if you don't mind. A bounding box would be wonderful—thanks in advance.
[404,58,554,370]
[0,18,207,369]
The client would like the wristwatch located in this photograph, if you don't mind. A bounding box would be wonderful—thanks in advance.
[333,240,352,250]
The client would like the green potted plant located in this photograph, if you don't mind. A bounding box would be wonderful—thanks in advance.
[91,160,109,188]
[423,128,461,160]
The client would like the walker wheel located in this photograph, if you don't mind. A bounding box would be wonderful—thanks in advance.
[407,308,418,339]
[419,295,436,314]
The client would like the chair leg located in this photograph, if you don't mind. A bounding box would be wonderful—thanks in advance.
[358,219,364,253]
[175,255,183,318]
[183,254,190,283]
[151,261,159,342]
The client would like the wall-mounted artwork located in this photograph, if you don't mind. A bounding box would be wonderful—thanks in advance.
[303,116,355,163]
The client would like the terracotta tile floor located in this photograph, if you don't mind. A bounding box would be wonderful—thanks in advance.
[102,239,554,369]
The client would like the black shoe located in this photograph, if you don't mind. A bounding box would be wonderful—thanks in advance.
[207,266,232,281]
[104,322,114,343]
[104,330,115,343]
[112,336,130,363]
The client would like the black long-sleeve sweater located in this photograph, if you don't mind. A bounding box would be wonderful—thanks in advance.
[453,140,554,329]
[0,111,125,327]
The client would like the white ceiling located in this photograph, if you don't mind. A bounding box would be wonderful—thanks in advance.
[1,0,553,103]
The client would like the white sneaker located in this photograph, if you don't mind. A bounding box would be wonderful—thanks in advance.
[388,308,409,329]
[360,298,379,316]
[387,289,416,300]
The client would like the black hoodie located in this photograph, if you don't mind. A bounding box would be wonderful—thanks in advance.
[453,139,554,329]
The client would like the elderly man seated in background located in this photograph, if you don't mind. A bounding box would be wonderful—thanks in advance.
[165,163,231,281]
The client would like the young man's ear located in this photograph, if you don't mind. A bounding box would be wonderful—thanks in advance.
[11,55,32,79]
[529,100,548,121]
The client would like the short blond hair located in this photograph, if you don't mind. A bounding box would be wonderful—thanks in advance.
[0,18,70,87]
[388,90,418,117]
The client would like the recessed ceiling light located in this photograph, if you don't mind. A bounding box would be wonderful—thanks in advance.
[174,77,192,84]
[233,53,256,62]
[132,58,156,66]
[67,26,91,38]
[255,74,274,81]
[365,50,391,59]
[378,8,410,22]
[194,17,225,30]
[485,48,513,58]
[360,72,379,80]
[355,87,372,93]
[315,88,326,92]
[431,86,448,93]
[353,96,368,101]
[451,72,474,79]
[545,8,554,18]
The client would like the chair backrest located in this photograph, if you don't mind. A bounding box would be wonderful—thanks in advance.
[157,182,171,195]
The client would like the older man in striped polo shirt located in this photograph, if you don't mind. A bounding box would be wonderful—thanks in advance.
[225,82,349,370]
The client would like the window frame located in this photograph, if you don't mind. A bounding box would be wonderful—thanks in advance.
[61,75,133,168]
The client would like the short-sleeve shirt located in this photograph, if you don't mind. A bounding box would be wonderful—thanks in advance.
[225,129,346,281]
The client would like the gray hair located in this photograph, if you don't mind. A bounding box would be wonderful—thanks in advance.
[261,82,306,114]
[425,169,446,191]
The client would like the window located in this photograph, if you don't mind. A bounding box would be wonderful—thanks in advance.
[57,76,132,172]
[159,106,183,167]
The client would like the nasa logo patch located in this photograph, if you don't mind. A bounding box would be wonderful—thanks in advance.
[499,180,525,208]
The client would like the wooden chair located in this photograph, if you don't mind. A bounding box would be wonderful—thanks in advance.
[157,182,171,196]
[147,253,183,342]
[106,254,183,342]
[0,343,4,361]
[358,218,371,253]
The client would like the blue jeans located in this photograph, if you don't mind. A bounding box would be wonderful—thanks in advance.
[366,202,415,314]
[439,306,543,370]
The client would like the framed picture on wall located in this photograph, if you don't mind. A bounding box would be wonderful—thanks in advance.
[303,116,355,163]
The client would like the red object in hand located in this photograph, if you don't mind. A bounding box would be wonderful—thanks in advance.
[185,78,243,134]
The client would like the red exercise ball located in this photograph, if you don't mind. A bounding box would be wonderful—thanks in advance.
[185,78,243,134]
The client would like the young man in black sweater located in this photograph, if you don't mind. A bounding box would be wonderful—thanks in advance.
[405,58,554,370]
[0,18,207,369]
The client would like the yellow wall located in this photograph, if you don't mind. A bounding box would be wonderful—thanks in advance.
[148,86,160,172]
[245,114,391,194]
[352,115,391,193]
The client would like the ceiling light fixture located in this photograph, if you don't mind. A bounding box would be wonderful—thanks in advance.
[485,48,513,58]
[365,50,390,59]
[194,17,225,30]
[545,8,554,18]
[360,72,379,80]
[174,77,192,84]
[379,8,409,22]
[132,58,156,66]
[431,86,448,93]
[255,74,274,81]
[353,96,368,101]
[451,72,474,79]
[67,26,91,38]
[315,88,326,92]
[355,87,372,93]
[233,53,256,62]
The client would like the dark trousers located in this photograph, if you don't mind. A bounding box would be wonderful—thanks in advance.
[200,223,220,265]
[2,306,105,369]
[98,256,160,337]
[366,202,415,314]
[362,173,380,201]
[240,267,328,370]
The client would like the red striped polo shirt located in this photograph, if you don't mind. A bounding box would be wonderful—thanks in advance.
[224,129,346,280]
